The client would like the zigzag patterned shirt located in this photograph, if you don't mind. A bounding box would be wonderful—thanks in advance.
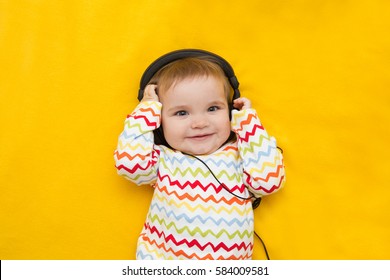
[114,101,285,260]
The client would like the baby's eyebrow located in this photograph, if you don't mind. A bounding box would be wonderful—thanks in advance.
[165,105,189,114]
[207,99,228,107]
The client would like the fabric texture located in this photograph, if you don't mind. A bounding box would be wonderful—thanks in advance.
[114,101,285,259]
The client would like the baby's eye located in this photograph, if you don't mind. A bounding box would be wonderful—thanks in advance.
[174,110,188,116]
[208,106,220,112]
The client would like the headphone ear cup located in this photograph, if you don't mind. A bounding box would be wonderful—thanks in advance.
[153,126,170,147]
[229,102,234,120]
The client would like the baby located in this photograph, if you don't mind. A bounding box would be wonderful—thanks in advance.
[114,53,285,259]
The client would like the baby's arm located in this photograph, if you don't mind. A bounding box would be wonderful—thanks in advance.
[232,98,286,197]
[114,86,161,185]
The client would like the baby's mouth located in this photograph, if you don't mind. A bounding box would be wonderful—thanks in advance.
[188,134,213,140]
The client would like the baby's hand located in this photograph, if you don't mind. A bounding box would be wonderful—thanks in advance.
[141,84,159,102]
[233,97,252,110]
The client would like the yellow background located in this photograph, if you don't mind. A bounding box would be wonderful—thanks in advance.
[1,0,389,260]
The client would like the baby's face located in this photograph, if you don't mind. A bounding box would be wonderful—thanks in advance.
[160,75,231,155]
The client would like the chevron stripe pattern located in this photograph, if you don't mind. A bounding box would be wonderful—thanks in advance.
[114,101,285,260]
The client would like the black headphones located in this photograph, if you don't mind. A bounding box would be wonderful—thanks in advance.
[138,49,241,102]
[137,49,241,146]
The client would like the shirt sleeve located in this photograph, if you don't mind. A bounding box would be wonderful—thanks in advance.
[114,101,162,186]
[231,109,286,197]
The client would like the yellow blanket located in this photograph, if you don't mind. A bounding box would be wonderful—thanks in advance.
[1,0,389,259]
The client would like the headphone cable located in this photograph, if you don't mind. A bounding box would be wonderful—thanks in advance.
[183,152,270,260]
[254,231,270,260]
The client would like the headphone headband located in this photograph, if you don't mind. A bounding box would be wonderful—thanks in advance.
[137,49,240,101]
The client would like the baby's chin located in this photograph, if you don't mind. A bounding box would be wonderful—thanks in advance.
[166,132,232,156]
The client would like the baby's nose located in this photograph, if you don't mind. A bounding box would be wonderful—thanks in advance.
[191,115,209,129]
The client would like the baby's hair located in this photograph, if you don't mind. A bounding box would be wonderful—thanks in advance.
[149,57,232,99]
